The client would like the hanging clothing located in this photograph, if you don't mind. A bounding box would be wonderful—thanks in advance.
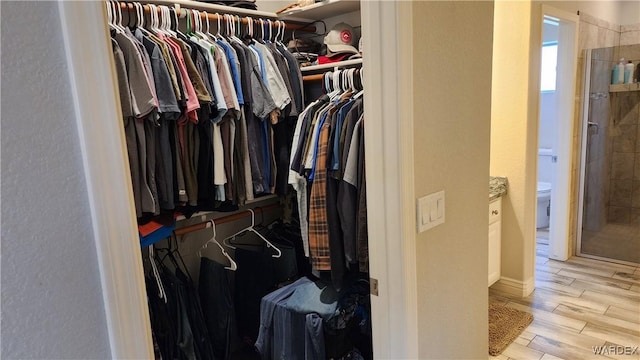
[288,80,367,287]
[146,250,216,360]
[199,257,236,360]
[308,119,332,273]
[112,24,305,215]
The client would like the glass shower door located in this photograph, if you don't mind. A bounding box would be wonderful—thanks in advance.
[578,45,640,265]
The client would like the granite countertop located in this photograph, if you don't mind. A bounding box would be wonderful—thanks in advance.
[490,176,508,201]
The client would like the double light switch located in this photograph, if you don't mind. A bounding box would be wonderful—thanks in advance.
[417,190,445,232]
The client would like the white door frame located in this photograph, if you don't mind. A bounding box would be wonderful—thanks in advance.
[540,5,579,261]
[362,1,418,358]
[58,1,153,358]
[59,1,418,358]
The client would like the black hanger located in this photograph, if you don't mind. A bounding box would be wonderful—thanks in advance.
[170,8,178,32]
[125,3,134,30]
[355,69,363,91]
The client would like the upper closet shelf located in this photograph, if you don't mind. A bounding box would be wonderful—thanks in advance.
[609,83,640,92]
[137,0,278,18]
[300,58,363,72]
[277,0,360,22]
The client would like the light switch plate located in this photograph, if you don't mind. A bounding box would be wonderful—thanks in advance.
[417,190,445,232]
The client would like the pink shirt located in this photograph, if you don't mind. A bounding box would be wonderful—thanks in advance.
[161,34,199,123]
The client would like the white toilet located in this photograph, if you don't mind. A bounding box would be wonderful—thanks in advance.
[537,182,551,229]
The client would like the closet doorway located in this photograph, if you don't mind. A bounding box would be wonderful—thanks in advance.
[58,1,417,358]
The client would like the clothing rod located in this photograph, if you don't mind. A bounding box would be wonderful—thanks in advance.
[119,2,316,32]
[302,74,324,82]
[303,67,363,82]
[300,58,363,73]
[173,203,280,236]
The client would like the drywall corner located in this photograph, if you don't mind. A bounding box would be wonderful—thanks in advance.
[412,1,493,358]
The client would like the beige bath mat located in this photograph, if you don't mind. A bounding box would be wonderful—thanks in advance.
[488,303,534,356]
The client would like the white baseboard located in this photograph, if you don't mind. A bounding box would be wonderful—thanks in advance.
[490,276,534,297]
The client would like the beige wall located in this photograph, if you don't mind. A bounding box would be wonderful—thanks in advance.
[490,0,540,294]
[412,2,493,358]
[540,0,639,26]
[1,2,111,358]
[491,1,635,292]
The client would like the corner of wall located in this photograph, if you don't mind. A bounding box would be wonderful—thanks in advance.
[412,1,493,358]
[490,0,538,285]
[491,276,535,297]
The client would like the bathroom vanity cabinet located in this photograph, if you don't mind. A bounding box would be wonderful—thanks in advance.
[488,197,502,286]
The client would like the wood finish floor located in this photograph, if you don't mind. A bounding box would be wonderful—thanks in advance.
[489,232,640,360]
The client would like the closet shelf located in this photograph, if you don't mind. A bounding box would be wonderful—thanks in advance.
[136,0,278,18]
[277,0,360,22]
[174,202,280,236]
[174,194,280,223]
[609,83,640,92]
[300,58,363,72]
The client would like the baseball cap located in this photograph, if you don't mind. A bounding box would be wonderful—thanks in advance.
[324,23,359,56]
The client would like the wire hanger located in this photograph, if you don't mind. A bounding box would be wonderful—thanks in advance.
[229,15,243,43]
[341,69,350,92]
[110,1,125,33]
[323,71,332,94]
[277,21,287,46]
[353,67,364,99]
[246,16,254,39]
[133,2,148,35]
[226,14,232,38]
[199,219,238,271]
[184,8,191,35]
[259,18,265,41]
[136,2,144,29]
[148,244,167,303]
[147,3,156,33]
[106,2,115,32]
[215,13,223,40]
[149,4,164,36]
[275,21,282,44]
[165,6,178,37]
[204,11,210,34]
[328,70,342,100]
[267,19,274,42]
[117,1,128,33]
[195,10,208,39]
[202,11,219,43]
[223,209,282,258]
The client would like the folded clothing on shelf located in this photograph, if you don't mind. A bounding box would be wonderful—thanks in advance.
[287,38,322,54]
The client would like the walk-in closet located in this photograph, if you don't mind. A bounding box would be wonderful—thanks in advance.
[105,0,370,358]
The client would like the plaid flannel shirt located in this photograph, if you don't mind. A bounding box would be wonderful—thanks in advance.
[308,120,332,271]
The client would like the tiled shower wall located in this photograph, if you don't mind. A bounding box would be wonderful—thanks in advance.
[621,24,640,46]
[607,45,640,225]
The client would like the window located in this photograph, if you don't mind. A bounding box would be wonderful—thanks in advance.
[540,42,558,92]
